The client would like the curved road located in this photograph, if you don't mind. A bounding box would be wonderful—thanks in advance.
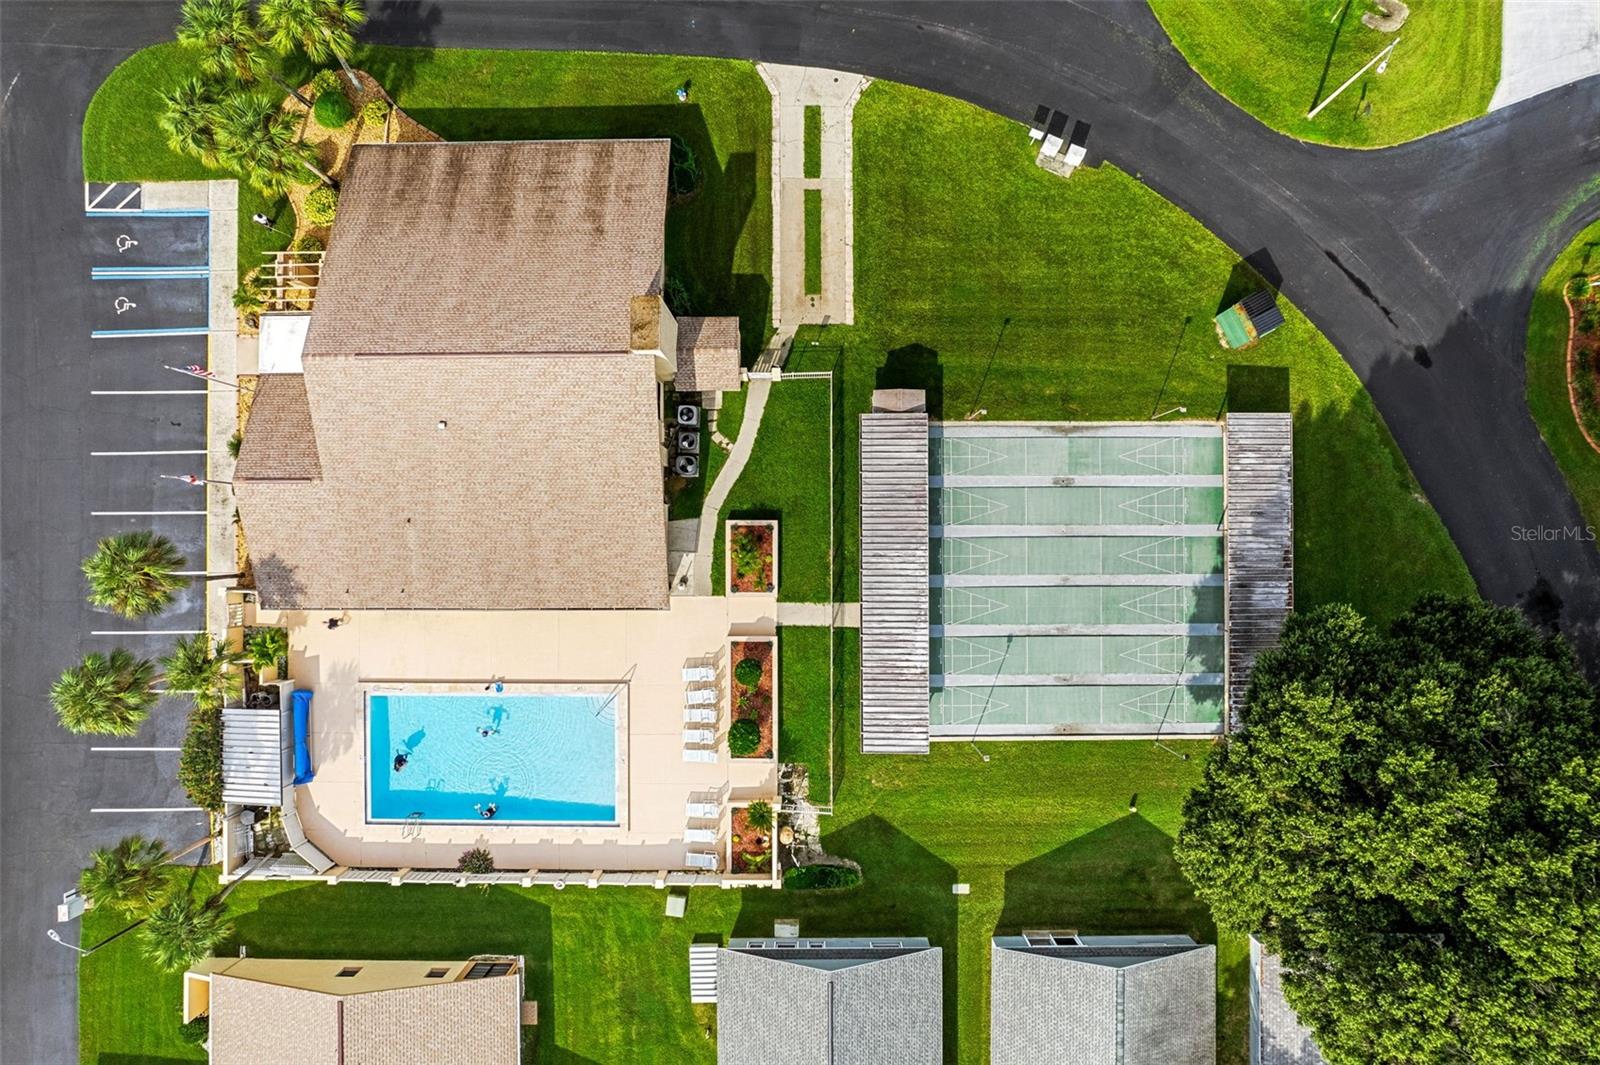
[3,2,1598,1061]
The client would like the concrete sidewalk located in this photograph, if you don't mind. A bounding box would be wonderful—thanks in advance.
[691,378,773,595]
[757,63,870,330]
[1489,0,1600,110]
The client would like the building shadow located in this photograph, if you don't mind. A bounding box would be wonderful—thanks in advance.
[732,814,962,1056]
[1215,256,1276,316]
[1225,364,1292,414]
[994,813,1215,943]
[877,343,944,418]
[401,104,768,362]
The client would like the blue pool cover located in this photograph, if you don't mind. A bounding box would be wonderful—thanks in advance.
[292,689,315,785]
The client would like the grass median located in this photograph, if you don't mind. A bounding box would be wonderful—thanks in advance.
[1526,218,1600,530]
[1148,0,1500,147]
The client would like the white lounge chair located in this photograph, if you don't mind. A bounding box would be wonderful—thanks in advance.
[684,705,717,725]
[683,728,715,746]
[682,665,716,682]
[683,748,718,764]
[686,801,720,819]
[684,827,717,844]
[685,688,717,706]
[686,851,719,871]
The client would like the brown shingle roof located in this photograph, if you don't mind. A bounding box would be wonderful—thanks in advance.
[236,374,320,480]
[207,970,521,1065]
[306,139,669,356]
[674,316,742,392]
[237,354,667,610]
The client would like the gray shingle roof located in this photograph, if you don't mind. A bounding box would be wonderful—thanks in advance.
[674,316,741,392]
[236,374,320,481]
[715,943,942,1064]
[990,936,1215,1065]
[1250,938,1325,1065]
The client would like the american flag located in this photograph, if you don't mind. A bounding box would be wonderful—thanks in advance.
[184,364,216,379]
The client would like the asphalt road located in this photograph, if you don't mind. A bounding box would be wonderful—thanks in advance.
[3,2,1598,1062]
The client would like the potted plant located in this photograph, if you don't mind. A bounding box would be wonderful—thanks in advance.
[244,628,288,684]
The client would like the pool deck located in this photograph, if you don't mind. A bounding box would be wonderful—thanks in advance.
[256,595,779,872]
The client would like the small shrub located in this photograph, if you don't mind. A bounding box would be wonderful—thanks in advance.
[178,1016,210,1044]
[227,432,242,459]
[784,864,861,890]
[744,851,771,872]
[245,628,288,673]
[744,800,773,831]
[664,275,693,317]
[177,705,224,812]
[457,847,495,874]
[731,527,769,588]
[232,275,266,316]
[313,90,354,130]
[728,717,761,757]
[668,137,701,199]
[1568,274,1593,300]
[310,69,342,95]
[290,234,324,253]
[734,657,763,689]
[303,186,338,226]
[1578,302,1600,335]
[360,98,391,127]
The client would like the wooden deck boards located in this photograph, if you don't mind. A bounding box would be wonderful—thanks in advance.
[1224,413,1294,729]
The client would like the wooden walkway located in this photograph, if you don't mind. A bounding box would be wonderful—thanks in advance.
[859,412,931,753]
[1224,413,1294,729]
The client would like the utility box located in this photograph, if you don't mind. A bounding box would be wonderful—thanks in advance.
[1214,290,1285,350]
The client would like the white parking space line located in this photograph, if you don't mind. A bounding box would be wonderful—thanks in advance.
[91,449,207,456]
[90,629,205,636]
[91,390,208,396]
[92,806,202,813]
[89,746,182,752]
[90,510,206,516]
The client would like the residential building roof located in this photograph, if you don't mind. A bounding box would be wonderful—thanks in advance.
[235,138,677,611]
[306,139,670,356]
[195,956,521,1065]
[1250,937,1325,1065]
[674,316,742,392]
[716,938,942,1064]
[990,934,1216,1065]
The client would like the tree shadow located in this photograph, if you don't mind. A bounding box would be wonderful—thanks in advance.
[733,814,960,1055]
[400,104,767,361]
[354,10,444,97]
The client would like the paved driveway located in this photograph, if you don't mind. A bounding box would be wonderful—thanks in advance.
[1490,0,1600,110]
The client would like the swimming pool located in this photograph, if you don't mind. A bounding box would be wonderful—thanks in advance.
[366,690,620,825]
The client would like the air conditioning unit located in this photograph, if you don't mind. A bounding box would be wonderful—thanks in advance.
[674,454,700,478]
[676,430,700,454]
[675,404,701,427]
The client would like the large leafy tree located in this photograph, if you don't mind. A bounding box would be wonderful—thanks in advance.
[51,649,159,736]
[176,0,312,106]
[80,836,173,915]
[158,76,223,167]
[257,0,366,90]
[212,90,322,196]
[141,891,232,972]
[82,531,187,619]
[1176,596,1600,1064]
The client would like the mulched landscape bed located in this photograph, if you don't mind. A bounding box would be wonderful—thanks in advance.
[729,806,773,875]
[1568,277,1600,452]
[729,639,773,758]
[729,522,775,593]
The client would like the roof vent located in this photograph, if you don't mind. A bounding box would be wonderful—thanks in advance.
[436,420,448,431]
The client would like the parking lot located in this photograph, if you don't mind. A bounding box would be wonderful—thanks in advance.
[77,188,216,822]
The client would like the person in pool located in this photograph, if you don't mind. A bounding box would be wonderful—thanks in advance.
[392,752,409,772]
[475,803,498,819]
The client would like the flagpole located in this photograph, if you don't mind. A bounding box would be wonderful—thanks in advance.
[163,364,253,391]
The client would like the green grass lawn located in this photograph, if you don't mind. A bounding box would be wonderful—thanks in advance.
[83,631,1239,1065]
[82,44,772,356]
[804,187,824,294]
[712,377,834,601]
[1148,0,1501,147]
[804,104,822,179]
[778,624,842,802]
[1527,219,1600,531]
[777,79,1473,620]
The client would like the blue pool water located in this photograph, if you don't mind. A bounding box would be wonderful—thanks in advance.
[367,692,618,824]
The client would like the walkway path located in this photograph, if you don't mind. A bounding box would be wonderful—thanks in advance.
[757,63,870,331]
[776,602,862,627]
[1490,0,1600,111]
[690,377,772,595]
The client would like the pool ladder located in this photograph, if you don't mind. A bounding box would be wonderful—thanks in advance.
[401,812,423,840]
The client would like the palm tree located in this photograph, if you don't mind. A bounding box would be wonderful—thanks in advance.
[162,633,243,709]
[258,0,367,91]
[158,77,223,168]
[177,0,312,107]
[141,891,232,972]
[51,650,159,736]
[80,836,173,915]
[212,90,322,196]
[82,531,187,619]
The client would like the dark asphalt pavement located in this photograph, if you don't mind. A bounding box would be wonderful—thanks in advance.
[4,2,1599,1062]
